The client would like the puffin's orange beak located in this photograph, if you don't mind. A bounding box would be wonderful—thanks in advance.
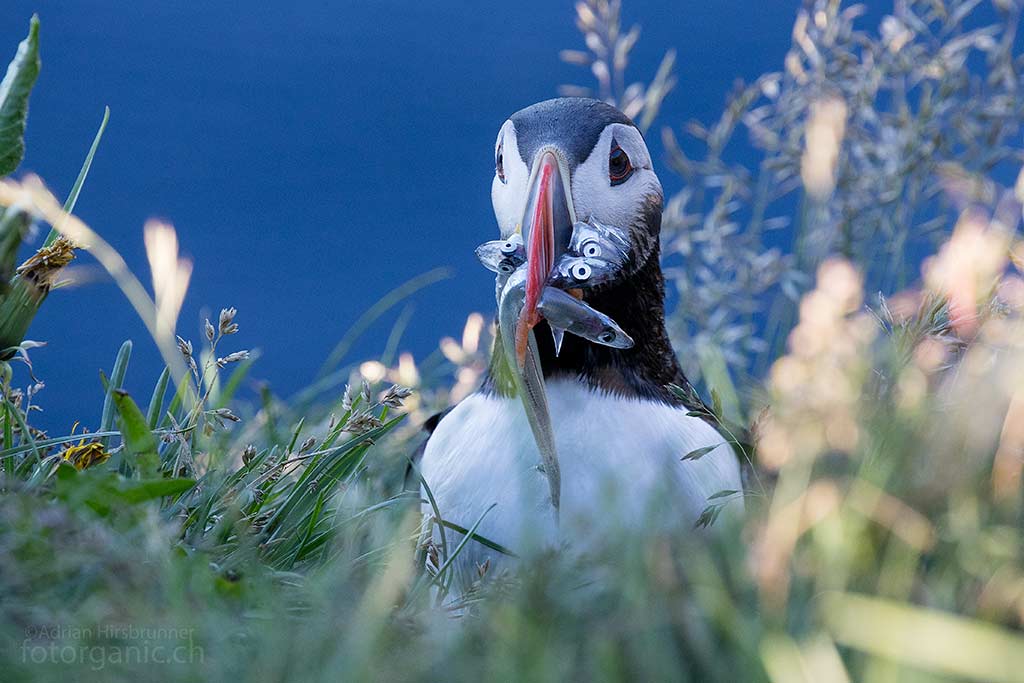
[515,150,573,366]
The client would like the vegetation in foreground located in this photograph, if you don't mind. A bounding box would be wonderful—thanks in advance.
[3,1,1024,680]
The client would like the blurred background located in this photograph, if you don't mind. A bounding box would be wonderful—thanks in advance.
[4,3,1024,681]
[3,1,802,431]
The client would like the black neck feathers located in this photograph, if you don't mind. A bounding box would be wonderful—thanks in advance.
[482,241,696,408]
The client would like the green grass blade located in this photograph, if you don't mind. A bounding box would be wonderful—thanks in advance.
[98,340,132,444]
[2,402,12,478]
[438,520,518,558]
[2,401,11,449]
[406,455,449,564]
[3,396,39,465]
[159,373,192,429]
[262,417,403,545]
[146,367,170,430]
[43,106,110,247]
[0,430,119,462]
[433,503,496,602]
[380,303,415,367]
[285,490,328,569]
[215,353,257,408]
[317,267,451,378]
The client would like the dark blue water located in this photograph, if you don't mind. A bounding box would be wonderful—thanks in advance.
[4,1,797,431]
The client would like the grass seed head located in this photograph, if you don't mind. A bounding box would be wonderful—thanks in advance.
[381,384,414,408]
[219,307,239,335]
[216,350,250,368]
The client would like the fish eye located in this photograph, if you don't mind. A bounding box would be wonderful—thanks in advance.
[598,330,616,343]
[498,261,515,273]
[496,141,506,184]
[571,262,592,281]
[609,141,633,186]
[581,240,601,258]
[499,240,518,255]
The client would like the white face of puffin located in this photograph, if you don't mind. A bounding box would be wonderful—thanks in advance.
[571,123,662,238]
[490,120,662,250]
[490,120,530,239]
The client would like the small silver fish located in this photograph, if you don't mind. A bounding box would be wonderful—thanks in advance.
[537,286,634,356]
[549,220,631,289]
[497,265,561,510]
[475,234,526,275]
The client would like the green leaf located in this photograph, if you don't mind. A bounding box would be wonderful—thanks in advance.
[112,389,159,478]
[682,444,720,461]
[0,15,41,176]
[707,489,739,500]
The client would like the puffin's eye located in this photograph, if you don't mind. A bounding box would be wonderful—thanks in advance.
[571,262,592,281]
[581,240,601,258]
[496,141,506,184]
[608,144,633,186]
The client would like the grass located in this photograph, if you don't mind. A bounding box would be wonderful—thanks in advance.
[3,1,1024,681]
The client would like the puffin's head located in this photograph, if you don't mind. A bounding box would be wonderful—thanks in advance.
[490,98,664,349]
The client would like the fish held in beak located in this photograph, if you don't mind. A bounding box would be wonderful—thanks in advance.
[537,286,634,356]
[548,219,632,290]
[498,265,561,511]
[475,234,526,276]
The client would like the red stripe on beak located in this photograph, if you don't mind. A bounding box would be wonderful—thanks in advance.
[515,153,557,366]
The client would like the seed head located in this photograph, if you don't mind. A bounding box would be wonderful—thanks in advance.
[176,336,193,358]
[204,319,216,342]
[344,410,383,435]
[216,350,250,368]
[219,307,239,335]
[242,444,257,464]
[381,384,414,408]
[212,407,241,423]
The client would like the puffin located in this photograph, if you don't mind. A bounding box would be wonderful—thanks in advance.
[419,98,743,587]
